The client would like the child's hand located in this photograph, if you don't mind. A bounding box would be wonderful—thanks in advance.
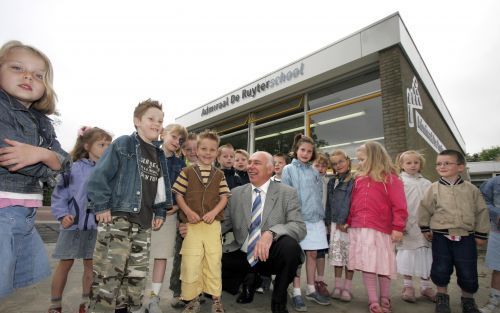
[186,209,201,224]
[202,210,217,224]
[340,224,349,233]
[475,238,487,246]
[152,218,164,230]
[391,230,403,243]
[61,215,74,229]
[167,205,179,216]
[0,139,46,171]
[423,232,433,242]
[96,211,112,223]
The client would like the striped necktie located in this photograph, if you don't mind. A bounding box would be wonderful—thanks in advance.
[247,188,262,267]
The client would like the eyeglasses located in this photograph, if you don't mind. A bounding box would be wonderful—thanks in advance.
[435,162,458,167]
[331,159,346,167]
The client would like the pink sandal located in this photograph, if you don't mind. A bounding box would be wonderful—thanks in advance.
[369,302,383,313]
[380,297,392,313]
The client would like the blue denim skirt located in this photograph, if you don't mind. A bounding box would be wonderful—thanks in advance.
[53,229,97,259]
[0,206,51,298]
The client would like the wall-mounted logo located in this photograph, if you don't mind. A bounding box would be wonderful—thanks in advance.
[406,76,445,153]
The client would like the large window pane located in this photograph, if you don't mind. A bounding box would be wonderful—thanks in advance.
[255,117,304,155]
[308,74,380,110]
[309,97,384,158]
[220,131,248,151]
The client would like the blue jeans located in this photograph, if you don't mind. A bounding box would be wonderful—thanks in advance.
[0,206,51,298]
[431,232,478,293]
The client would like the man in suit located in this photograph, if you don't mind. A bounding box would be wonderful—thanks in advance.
[221,151,306,313]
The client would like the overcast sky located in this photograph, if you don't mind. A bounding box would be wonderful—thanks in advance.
[1,0,499,154]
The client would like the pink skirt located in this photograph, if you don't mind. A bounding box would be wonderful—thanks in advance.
[348,228,397,278]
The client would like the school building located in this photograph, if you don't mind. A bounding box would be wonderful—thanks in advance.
[176,13,465,180]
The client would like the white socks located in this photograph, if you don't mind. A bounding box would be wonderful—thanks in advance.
[151,282,162,297]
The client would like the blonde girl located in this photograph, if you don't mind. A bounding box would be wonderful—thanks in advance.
[49,126,112,313]
[0,40,69,298]
[347,141,408,313]
[395,150,435,303]
[326,150,355,301]
[282,134,330,310]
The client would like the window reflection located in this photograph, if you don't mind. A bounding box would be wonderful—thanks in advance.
[309,96,384,158]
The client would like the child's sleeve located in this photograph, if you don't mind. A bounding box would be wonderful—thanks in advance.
[281,165,293,187]
[324,178,334,225]
[219,176,231,197]
[172,169,189,196]
[418,183,435,233]
[473,185,490,240]
[388,175,408,232]
[87,142,119,214]
[480,178,500,227]
[50,170,72,220]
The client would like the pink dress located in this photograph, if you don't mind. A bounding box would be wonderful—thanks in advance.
[346,175,407,279]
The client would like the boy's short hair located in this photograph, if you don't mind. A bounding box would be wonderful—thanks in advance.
[164,123,188,141]
[134,99,163,120]
[218,143,234,157]
[314,152,330,167]
[198,129,220,146]
[235,149,250,159]
[183,132,198,146]
[273,153,290,164]
[438,149,466,165]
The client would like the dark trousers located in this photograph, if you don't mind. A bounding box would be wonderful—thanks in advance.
[222,235,302,304]
[169,229,183,297]
[431,233,479,293]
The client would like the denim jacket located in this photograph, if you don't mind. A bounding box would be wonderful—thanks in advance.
[480,176,500,232]
[282,159,324,223]
[51,159,97,230]
[0,90,69,194]
[87,132,172,219]
[166,154,185,206]
[325,173,354,225]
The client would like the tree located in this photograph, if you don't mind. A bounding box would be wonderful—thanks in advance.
[466,146,500,162]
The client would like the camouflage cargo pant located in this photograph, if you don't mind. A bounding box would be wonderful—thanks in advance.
[88,216,151,313]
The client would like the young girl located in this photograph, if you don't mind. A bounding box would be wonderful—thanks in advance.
[395,150,435,303]
[282,134,330,311]
[0,40,69,299]
[147,123,187,313]
[312,153,330,298]
[234,149,250,184]
[48,126,112,313]
[347,142,408,313]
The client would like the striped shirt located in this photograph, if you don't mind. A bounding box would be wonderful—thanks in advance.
[172,164,230,197]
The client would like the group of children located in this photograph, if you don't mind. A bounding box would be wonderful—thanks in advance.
[0,40,496,313]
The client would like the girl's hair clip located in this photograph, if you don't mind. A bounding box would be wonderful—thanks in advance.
[78,126,92,137]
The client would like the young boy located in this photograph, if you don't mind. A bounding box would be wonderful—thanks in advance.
[86,99,172,313]
[145,124,187,313]
[234,149,250,184]
[271,153,290,182]
[312,153,331,298]
[172,130,230,313]
[181,132,198,167]
[419,149,489,313]
[217,143,244,190]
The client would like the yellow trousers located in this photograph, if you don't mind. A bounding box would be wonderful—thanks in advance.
[180,221,222,300]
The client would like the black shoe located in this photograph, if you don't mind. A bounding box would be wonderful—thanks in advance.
[461,297,480,313]
[236,284,255,304]
[114,308,128,313]
[435,293,451,313]
[271,301,289,313]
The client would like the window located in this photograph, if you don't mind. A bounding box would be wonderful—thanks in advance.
[255,117,304,155]
[308,94,384,158]
[220,131,248,151]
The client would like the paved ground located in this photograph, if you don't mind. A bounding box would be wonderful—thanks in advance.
[0,207,493,313]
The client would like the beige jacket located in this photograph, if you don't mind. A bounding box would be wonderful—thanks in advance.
[418,180,489,239]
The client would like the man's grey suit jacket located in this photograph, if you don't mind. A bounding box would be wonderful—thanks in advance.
[221,180,306,253]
